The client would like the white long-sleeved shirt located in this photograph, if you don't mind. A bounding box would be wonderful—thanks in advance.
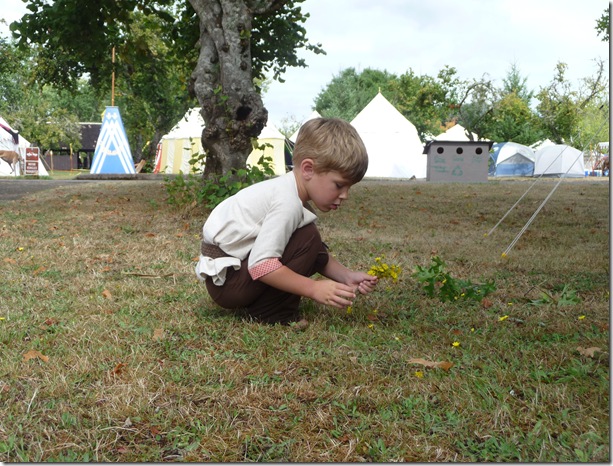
[195,172,318,285]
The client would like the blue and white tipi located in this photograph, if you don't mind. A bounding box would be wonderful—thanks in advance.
[90,106,135,174]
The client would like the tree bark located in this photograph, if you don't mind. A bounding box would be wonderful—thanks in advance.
[188,0,283,180]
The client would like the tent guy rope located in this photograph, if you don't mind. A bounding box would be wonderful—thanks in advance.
[488,115,608,258]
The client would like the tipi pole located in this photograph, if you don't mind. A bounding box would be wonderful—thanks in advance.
[111,47,115,107]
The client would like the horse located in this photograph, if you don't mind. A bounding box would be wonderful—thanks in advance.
[0,150,22,174]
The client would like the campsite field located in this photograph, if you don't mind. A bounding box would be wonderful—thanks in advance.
[0,177,609,462]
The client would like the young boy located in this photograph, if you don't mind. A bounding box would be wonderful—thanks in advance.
[195,118,378,325]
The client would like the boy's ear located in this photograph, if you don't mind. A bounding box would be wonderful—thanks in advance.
[300,158,315,180]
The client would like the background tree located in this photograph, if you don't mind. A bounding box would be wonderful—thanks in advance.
[12,0,323,175]
[313,67,397,121]
[536,59,608,146]
[595,7,609,42]
[480,64,544,145]
[392,66,462,139]
[0,37,84,151]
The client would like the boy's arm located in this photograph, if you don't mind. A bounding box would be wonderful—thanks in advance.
[258,265,357,308]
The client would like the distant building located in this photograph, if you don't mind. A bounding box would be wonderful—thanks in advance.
[43,122,101,170]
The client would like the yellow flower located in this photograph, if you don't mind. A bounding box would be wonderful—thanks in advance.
[0,317,5,321]
[367,323,374,329]
[393,336,400,341]
[414,371,424,378]
[499,315,509,322]
[17,247,24,251]
[452,341,460,347]
[372,309,378,314]
[578,315,586,320]
[346,306,353,315]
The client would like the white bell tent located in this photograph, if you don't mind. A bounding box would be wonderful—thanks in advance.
[434,123,480,141]
[350,92,426,179]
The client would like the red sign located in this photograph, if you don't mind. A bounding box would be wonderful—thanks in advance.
[25,147,39,176]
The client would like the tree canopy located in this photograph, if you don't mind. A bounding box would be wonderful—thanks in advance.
[11,0,324,174]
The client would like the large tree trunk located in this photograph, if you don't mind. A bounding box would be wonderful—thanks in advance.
[188,0,281,180]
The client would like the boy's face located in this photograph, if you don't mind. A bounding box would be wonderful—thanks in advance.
[307,170,352,212]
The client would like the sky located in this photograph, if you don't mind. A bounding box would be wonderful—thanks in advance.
[1,0,609,129]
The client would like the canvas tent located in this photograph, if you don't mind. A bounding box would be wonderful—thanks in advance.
[0,116,49,176]
[155,108,205,174]
[530,138,555,152]
[155,108,287,176]
[490,142,535,177]
[246,123,287,174]
[350,92,426,179]
[90,106,136,174]
[533,144,585,177]
[433,124,480,142]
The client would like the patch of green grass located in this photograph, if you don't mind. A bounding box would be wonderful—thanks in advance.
[0,178,609,461]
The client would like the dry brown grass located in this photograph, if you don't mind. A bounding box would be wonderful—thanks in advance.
[0,177,609,462]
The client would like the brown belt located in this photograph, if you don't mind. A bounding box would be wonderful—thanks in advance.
[201,242,229,259]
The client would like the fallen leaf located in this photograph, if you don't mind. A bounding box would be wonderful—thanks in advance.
[102,289,112,299]
[481,298,493,309]
[112,363,127,375]
[23,350,49,363]
[577,346,602,358]
[33,266,47,275]
[145,232,156,237]
[408,358,454,371]
[152,328,164,341]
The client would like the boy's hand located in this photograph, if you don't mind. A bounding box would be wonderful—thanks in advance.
[346,271,378,295]
[356,275,378,295]
[313,280,357,308]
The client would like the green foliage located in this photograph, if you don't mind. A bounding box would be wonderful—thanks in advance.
[536,60,608,145]
[412,256,496,303]
[0,38,88,150]
[392,66,463,139]
[529,285,582,306]
[595,7,609,42]
[164,155,275,210]
[314,67,398,121]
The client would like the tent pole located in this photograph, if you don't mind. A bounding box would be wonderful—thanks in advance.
[111,47,115,107]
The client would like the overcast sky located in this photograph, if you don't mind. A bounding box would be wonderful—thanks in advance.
[2,0,609,128]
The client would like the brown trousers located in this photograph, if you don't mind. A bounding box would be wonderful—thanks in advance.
[205,223,329,324]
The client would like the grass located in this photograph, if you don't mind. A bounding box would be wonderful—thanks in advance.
[0,176,609,462]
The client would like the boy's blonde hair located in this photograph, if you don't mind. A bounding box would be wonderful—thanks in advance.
[292,118,368,183]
